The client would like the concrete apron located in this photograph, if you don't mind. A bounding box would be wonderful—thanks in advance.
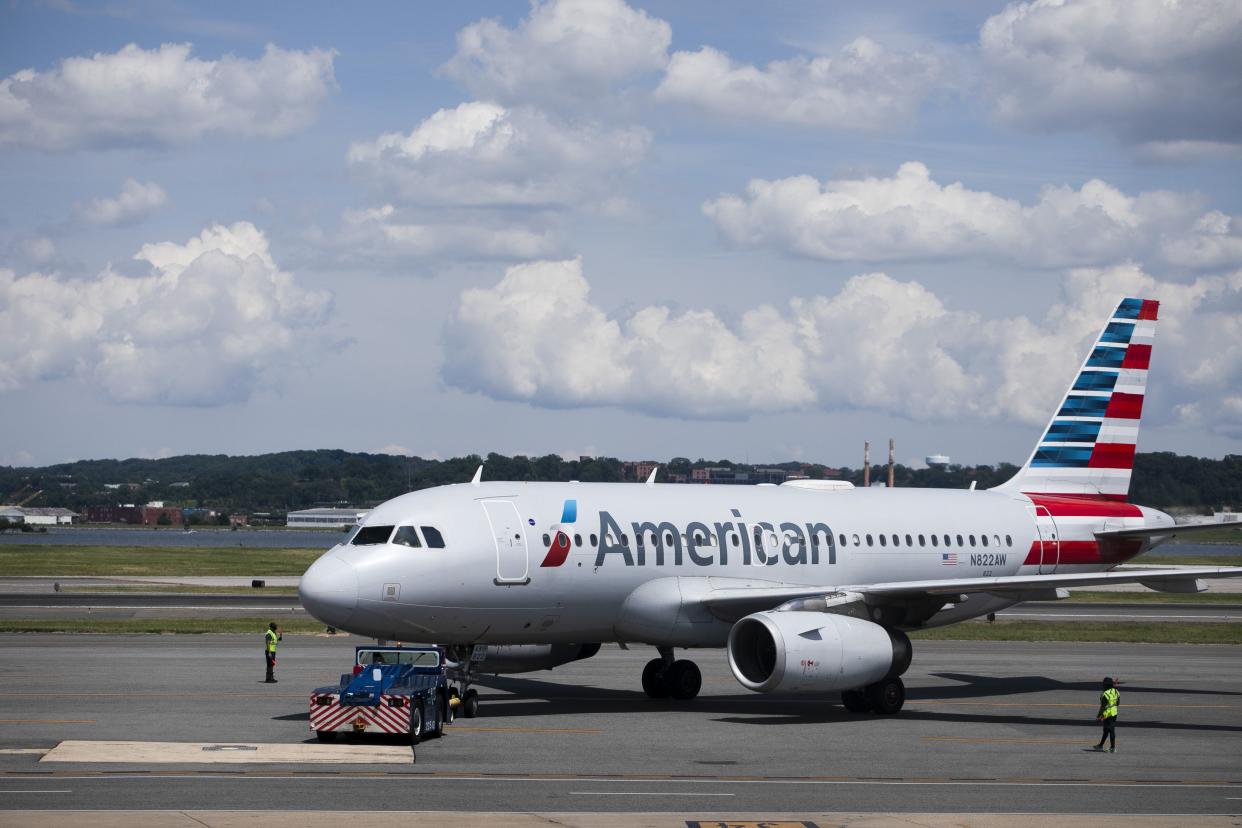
[41,741,412,765]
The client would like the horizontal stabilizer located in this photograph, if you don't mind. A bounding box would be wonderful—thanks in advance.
[1094,520,1242,540]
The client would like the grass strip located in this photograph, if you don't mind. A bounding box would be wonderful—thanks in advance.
[67,585,301,595]
[910,620,1241,644]
[1063,590,1242,604]
[0,617,329,635]
[1169,528,1242,544]
[0,545,322,576]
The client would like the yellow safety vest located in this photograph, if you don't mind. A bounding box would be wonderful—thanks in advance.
[265,629,279,654]
[1101,687,1119,718]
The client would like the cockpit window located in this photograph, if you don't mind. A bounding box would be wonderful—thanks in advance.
[392,526,422,548]
[352,525,395,545]
[421,526,445,548]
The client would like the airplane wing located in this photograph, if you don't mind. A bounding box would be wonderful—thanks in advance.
[1094,520,1242,540]
[699,566,1242,618]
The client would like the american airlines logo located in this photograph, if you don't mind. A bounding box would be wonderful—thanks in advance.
[577,507,836,568]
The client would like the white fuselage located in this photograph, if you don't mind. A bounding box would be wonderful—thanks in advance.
[298,481,1162,646]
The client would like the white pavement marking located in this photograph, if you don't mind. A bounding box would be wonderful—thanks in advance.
[0,790,72,793]
[0,749,47,755]
[1002,612,1240,620]
[41,741,412,765]
[569,792,734,796]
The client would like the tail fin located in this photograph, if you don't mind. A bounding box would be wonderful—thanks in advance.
[994,297,1158,502]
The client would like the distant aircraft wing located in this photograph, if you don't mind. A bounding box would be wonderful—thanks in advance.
[1093,520,1242,540]
[699,566,1242,619]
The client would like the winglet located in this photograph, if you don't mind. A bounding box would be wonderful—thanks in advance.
[645,467,658,486]
[471,465,483,486]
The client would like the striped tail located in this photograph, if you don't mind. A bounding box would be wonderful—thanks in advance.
[994,297,1158,502]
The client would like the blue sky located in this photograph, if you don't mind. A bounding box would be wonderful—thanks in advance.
[2,0,1241,469]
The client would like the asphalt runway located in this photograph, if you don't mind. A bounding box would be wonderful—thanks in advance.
[0,634,1239,821]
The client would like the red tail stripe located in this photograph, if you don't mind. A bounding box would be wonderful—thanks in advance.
[1104,393,1144,420]
[1023,540,1138,566]
[1088,443,1136,469]
[1138,300,1159,321]
[1027,496,1142,517]
[1121,343,1151,370]
[540,531,572,567]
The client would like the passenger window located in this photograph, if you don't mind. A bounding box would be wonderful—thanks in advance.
[574,534,582,547]
[866,534,874,546]
[905,534,913,547]
[838,534,847,547]
[918,534,925,546]
[352,525,394,545]
[1005,534,1012,547]
[892,534,899,547]
[392,526,422,548]
[994,534,1001,547]
[943,534,950,547]
[981,535,989,547]
[590,533,598,546]
[931,534,938,547]
[421,526,445,548]
[621,534,629,546]
[956,534,964,546]
[730,533,739,546]
[542,533,551,547]
[666,532,676,546]
[852,533,861,546]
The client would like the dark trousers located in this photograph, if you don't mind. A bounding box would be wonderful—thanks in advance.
[1097,716,1116,748]
[265,651,276,681]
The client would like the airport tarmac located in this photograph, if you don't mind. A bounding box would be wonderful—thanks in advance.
[0,634,1239,821]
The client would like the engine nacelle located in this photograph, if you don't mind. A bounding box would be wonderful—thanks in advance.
[727,611,911,694]
[445,643,601,674]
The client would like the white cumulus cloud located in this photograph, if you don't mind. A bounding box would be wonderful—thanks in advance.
[0,42,336,151]
[338,204,557,261]
[703,162,1242,270]
[979,0,1242,151]
[442,258,1242,437]
[347,101,650,209]
[655,37,943,130]
[443,0,670,106]
[81,179,168,226]
[0,222,333,405]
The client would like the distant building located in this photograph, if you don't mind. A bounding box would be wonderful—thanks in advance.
[287,507,368,529]
[926,454,951,467]
[17,507,78,525]
[622,461,659,482]
[0,506,25,525]
[691,467,751,485]
[85,503,182,525]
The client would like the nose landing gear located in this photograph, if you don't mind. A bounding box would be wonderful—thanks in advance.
[641,647,701,700]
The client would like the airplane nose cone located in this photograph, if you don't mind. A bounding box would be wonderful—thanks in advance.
[299,552,358,629]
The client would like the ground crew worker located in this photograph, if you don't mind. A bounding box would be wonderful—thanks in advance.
[1093,676,1120,752]
[264,622,282,683]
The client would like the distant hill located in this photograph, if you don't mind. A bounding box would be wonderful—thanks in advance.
[0,449,1237,515]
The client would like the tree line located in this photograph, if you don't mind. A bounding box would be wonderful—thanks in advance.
[0,449,1237,515]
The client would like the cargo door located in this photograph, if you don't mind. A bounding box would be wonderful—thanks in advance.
[482,500,529,585]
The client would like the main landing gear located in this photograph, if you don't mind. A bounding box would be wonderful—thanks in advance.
[841,676,905,715]
[641,646,702,700]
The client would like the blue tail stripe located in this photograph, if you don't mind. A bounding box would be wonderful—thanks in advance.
[1099,322,1135,344]
[1058,395,1111,418]
[1086,346,1126,368]
[1072,371,1119,392]
[1043,420,1103,442]
[1114,298,1143,319]
[1032,445,1093,467]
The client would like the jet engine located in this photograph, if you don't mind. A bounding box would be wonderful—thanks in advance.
[727,611,911,694]
[444,643,601,674]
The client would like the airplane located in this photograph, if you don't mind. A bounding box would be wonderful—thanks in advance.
[299,297,1242,717]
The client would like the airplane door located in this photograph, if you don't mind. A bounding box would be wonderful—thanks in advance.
[1034,505,1060,574]
[482,500,530,585]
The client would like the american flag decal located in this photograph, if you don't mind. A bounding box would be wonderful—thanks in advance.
[941,553,957,565]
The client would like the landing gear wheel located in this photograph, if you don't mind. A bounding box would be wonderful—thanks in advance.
[665,660,702,700]
[408,704,424,745]
[461,688,480,718]
[865,676,905,715]
[443,690,456,726]
[315,730,337,742]
[841,689,869,713]
[642,658,670,698]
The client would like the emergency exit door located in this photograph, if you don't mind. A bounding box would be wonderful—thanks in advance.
[482,500,529,585]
